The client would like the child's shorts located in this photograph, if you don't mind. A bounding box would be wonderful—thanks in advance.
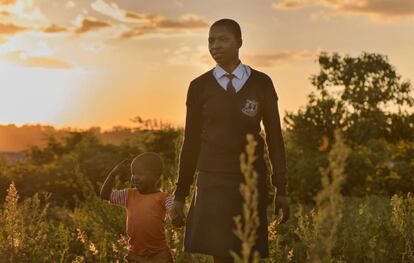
[124,248,173,263]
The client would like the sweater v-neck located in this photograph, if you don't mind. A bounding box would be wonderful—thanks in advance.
[209,67,257,97]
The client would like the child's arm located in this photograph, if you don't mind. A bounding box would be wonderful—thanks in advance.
[165,194,185,226]
[165,194,174,215]
[100,158,129,201]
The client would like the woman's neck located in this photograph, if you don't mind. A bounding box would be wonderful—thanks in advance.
[219,58,241,74]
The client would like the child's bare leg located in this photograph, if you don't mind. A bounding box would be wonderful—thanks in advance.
[213,256,234,263]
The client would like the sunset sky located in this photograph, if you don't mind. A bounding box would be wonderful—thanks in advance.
[1,0,413,129]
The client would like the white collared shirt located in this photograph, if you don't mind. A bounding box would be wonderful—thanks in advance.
[213,62,251,93]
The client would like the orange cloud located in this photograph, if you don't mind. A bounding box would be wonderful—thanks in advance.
[154,15,209,29]
[24,56,72,69]
[42,24,68,33]
[0,0,46,22]
[2,50,72,69]
[75,17,111,34]
[120,25,155,39]
[273,0,315,9]
[125,11,159,21]
[244,50,314,67]
[91,0,158,23]
[0,22,27,35]
[90,0,208,38]
[273,0,414,21]
[0,0,16,5]
[120,15,208,39]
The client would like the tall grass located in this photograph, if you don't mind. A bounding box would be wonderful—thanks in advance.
[0,129,412,262]
[391,192,414,263]
[291,129,350,263]
[231,134,261,263]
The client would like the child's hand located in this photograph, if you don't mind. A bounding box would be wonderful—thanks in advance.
[170,200,186,227]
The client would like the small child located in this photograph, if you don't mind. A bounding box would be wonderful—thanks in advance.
[100,152,174,263]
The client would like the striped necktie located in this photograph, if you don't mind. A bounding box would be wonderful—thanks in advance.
[225,74,236,95]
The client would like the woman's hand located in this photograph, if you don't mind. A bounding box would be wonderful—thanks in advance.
[170,200,186,227]
[274,195,290,224]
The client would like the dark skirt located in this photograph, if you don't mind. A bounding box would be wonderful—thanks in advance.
[183,170,269,258]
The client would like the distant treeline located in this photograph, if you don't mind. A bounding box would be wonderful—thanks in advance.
[0,117,178,152]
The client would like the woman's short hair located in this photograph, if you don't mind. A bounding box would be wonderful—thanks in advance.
[210,18,242,42]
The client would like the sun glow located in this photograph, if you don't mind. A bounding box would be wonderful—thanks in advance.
[0,62,92,125]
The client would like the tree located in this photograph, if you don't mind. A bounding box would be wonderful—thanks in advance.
[285,52,413,149]
[284,52,414,201]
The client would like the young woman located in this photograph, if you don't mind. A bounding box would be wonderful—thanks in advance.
[171,19,290,263]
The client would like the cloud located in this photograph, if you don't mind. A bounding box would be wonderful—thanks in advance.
[0,0,16,6]
[23,56,72,69]
[272,0,414,21]
[91,0,153,23]
[119,25,155,38]
[74,17,111,34]
[244,50,314,67]
[154,15,209,29]
[1,15,108,37]
[0,0,47,22]
[124,11,160,21]
[273,0,315,9]
[0,22,27,35]
[90,0,208,38]
[120,14,208,39]
[0,22,69,37]
[2,50,72,69]
[65,1,75,9]
[311,10,337,21]
[168,45,205,64]
[42,24,68,33]
[0,10,10,16]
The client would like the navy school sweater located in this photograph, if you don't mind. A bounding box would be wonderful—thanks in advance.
[174,67,287,202]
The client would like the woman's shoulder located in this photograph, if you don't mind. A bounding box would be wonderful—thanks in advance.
[248,67,278,99]
[249,67,273,83]
[190,68,215,86]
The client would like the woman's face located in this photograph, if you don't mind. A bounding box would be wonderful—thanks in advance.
[208,25,241,66]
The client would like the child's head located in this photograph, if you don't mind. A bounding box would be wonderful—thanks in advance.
[130,152,164,193]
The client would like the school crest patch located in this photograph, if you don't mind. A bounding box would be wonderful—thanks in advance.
[241,99,259,117]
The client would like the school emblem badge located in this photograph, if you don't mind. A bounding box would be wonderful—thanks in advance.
[241,99,259,117]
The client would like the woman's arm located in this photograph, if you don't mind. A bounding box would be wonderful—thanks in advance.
[174,81,203,202]
[262,76,290,223]
[261,76,288,196]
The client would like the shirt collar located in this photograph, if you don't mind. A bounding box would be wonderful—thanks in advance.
[214,62,246,80]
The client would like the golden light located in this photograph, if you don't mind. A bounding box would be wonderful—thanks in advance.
[0,62,89,126]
